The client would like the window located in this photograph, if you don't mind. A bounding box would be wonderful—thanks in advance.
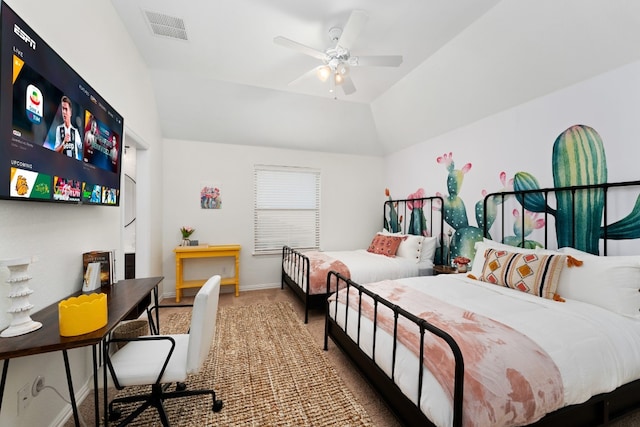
[254,165,320,254]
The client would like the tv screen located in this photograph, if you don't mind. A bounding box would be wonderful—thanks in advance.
[0,3,124,206]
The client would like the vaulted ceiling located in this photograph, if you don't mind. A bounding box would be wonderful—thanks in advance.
[110,0,640,156]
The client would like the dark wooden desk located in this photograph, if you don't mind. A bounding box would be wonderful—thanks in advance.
[0,276,163,427]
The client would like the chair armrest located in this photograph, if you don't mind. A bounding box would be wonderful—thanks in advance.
[147,304,194,334]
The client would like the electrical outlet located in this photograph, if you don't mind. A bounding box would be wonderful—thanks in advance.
[32,376,45,397]
[17,383,30,414]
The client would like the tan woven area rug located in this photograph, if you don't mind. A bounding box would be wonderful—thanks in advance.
[110,301,374,426]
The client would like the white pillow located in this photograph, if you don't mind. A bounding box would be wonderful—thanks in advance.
[396,234,423,262]
[557,247,640,318]
[469,241,488,277]
[558,246,640,261]
[381,229,438,263]
[380,229,403,236]
[419,236,438,263]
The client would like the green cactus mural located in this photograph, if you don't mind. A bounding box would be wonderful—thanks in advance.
[438,153,472,230]
[554,125,606,253]
[384,188,430,236]
[502,209,545,249]
[387,124,640,263]
[407,188,428,236]
[513,124,640,254]
[435,154,526,263]
[383,188,402,233]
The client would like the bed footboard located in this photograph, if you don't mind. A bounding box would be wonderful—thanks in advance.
[281,245,326,323]
[324,271,464,427]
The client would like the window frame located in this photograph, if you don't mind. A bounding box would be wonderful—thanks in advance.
[253,165,320,255]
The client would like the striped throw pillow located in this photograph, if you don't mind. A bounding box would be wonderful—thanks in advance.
[480,249,566,300]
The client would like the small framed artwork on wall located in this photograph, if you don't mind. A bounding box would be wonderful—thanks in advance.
[200,184,222,209]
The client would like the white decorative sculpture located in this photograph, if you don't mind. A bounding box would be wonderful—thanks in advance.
[0,256,42,337]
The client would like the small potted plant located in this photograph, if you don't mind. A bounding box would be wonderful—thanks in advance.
[453,256,471,273]
[180,226,195,246]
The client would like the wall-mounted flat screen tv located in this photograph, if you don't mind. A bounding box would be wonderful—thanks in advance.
[0,3,124,206]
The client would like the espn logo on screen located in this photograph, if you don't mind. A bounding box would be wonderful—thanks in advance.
[14,24,36,50]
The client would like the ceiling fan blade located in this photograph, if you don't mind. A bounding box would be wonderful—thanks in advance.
[337,10,368,50]
[274,36,327,61]
[288,66,323,86]
[341,76,356,95]
[352,55,403,67]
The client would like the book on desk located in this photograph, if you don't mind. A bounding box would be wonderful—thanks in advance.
[82,250,114,291]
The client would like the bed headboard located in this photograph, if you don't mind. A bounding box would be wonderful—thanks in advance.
[482,179,640,256]
[384,196,445,264]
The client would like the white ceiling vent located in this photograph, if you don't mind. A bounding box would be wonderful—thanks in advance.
[143,10,188,41]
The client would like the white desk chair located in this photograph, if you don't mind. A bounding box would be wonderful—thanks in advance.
[106,275,223,426]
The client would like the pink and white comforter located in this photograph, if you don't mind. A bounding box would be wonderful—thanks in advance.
[305,251,351,294]
[328,274,640,427]
[285,249,432,295]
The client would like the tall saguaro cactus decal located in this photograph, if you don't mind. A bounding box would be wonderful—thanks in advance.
[553,125,607,253]
[514,124,640,254]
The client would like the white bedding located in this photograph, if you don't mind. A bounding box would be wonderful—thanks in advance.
[328,274,640,427]
[288,249,433,293]
[325,249,433,283]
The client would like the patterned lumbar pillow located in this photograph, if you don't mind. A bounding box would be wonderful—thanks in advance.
[367,234,405,257]
[480,248,566,300]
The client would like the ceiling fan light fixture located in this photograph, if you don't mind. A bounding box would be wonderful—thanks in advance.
[329,76,336,93]
[317,65,331,82]
[274,9,402,97]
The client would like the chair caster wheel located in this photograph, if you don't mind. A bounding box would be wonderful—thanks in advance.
[108,408,122,421]
[212,399,223,412]
[176,382,187,391]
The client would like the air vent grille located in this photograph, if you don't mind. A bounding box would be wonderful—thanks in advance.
[143,10,188,41]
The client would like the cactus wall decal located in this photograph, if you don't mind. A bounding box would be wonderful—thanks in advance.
[433,155,524,263]
[513,124,640,254]
[383,188,402,233]
[386,124,640,262]
[384,188,429,236]
[406,188,428,236]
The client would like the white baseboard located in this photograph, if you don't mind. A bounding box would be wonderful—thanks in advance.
[160,282,281,300]
[53,378,92,427]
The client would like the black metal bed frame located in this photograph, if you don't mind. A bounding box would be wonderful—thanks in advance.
[281,196,444,323]
[324,181,640,427]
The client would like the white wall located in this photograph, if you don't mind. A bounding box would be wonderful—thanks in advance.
[385,60,640,255]
[160,139,385,298]
[0,1,163,426]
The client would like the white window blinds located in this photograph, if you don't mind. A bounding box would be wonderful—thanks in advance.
[254,165,320,254]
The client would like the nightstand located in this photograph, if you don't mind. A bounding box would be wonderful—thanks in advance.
[433,265,459,275]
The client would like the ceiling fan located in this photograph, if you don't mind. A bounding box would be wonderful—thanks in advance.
[274,10,403,96]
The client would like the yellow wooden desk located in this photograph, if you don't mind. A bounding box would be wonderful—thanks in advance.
[174,244,241,301]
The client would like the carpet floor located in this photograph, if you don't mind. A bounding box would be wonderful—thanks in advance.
[106,301,374,426]
[63,287,640,426]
